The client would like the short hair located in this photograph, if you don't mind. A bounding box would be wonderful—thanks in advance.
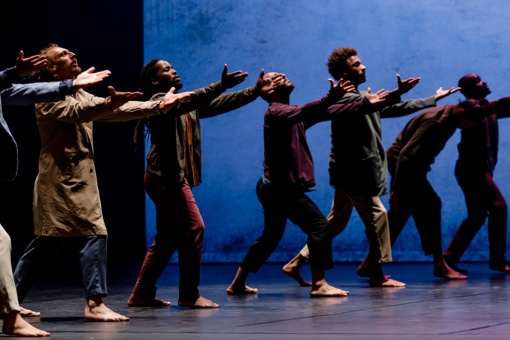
[139,58,162,100]
[35,43,60,81]
[326,47,357,80]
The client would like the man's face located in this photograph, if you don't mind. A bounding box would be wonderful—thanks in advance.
[264,72,294,96]
[153,60,183,91]
[343,55,366,85]
[460,74,490,99]
[46,47,81,80]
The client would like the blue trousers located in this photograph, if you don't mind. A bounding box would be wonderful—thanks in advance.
[14,235,108,302]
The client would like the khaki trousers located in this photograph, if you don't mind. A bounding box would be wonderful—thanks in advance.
[299,189,392,265]
[0,225,20,317]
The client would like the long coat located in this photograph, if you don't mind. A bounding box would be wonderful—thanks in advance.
[33,89,161,237]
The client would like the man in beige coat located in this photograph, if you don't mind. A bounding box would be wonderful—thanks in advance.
[13,44,192,322]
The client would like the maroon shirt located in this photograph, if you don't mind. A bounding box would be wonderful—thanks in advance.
[262,93,373,191]
[457,97,510,175]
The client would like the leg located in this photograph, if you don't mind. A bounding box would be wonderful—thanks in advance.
[444,170,489,268]
[283,189,353,286]
[14,236,62,304]
[483,173,510,271]
[408,181,466,280]
[129,173,180,307]
[227,179,289,295]
[0,226,50,337]
[286,192,349,296]
[176,186,217,308]
[350,195,404,287]
[79,236,129,322]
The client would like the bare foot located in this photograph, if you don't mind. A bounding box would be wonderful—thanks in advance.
[357,263,391,279]
[369,275,406,287]
[310,281,349,297]
[127,293,171,307]
[443,255,468,274]
[226,284,258,295]
[2,312,50,337]
[84,297,129,322]
[19,306,40,317]
[282,254,312,287]
[434,261,467,280]
[490,264,510,273]
[178,296,219,308]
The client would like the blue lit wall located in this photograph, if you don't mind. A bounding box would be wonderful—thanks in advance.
[143,0,510,263]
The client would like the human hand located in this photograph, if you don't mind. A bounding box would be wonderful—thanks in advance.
[389,191,401,211]
[256,69,285,95]
[329,78,355,95]
[434,86,461,101]
[106,86,143,110]
[15,50,48,77]
[365,87,389,105]
[396,73,421,95]
[72,67,111,89]
[158,87,195,112]
[221,64,248,89]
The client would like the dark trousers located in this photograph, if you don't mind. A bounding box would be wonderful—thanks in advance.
[388,176,443,256]
[444,169,507,266]
[241,178,333,273]
[14,235,107,302]
[131,172,203,301]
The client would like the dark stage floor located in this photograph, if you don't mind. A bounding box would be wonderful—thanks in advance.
[5,262,510,339]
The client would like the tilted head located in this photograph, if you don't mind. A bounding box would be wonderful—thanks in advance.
[140,59,183,99]
[326,47,366,86]
[37,43,81,81]
[458,73,490,99]
[259,72,294,103]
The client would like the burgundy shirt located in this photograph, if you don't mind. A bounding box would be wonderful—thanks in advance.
[262,93,372,191]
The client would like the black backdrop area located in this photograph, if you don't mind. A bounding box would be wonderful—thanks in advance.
[0,0,146,264]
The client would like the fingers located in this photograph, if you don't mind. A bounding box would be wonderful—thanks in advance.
[222,64,228,77]
[259,68,265,79]
[17,50,24,61]
[328,78,334,87]
[366,87,371,94]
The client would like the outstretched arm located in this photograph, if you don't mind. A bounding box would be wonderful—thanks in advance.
[15,50,48,78]
[220,64,248,89]
[394,73,421,95]
[434,86,461,101]
[71,67,111,90]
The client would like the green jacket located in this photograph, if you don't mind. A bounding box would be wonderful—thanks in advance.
[146,81,259,186]
[329,90,436,197]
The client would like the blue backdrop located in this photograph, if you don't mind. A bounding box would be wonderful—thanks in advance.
[143,0,510,263]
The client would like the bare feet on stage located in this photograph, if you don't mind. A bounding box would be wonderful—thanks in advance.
[2,311,50,337]
[490,263,510,273]
[19,306,41,317]
[84,296,129,322]
[369,274,406,287]
[434,256,467,280]
[282,253,312,287]
[127,293,171,307]
[226,284,258,295]
[310,279,349,297]
[178,296,219,308]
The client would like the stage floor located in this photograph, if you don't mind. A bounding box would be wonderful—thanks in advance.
[7,262,510,339]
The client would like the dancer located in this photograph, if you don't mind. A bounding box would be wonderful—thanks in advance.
[227,72,388,297]
[13,44,192,322]
[443,74,510,273]
[128,59,277,309]
[284,47,458,287]
[387,99,484,280]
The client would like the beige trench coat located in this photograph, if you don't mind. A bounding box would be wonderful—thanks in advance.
[33,89,161,237]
